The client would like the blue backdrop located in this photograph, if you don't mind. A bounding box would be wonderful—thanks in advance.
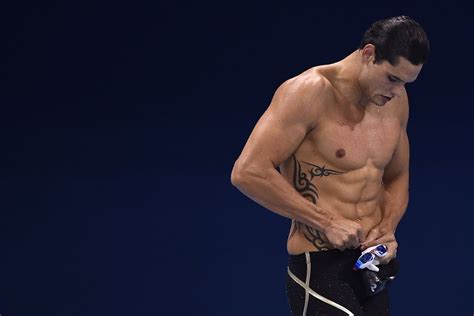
[1,1,472,315]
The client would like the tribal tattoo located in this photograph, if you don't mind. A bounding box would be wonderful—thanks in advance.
[301,160,345,179]
[289,155,345,250]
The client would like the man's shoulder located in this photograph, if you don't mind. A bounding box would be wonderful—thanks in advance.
[388,87,409,125]
[278,67,336,102]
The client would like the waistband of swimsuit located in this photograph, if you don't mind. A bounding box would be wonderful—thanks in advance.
[288,248,360,264]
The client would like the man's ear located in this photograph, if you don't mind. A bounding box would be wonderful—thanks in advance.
[361,44,376,64]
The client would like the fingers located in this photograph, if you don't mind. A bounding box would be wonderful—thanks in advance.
[378,253,394,264]
[341,221,362,248]
[327,220,367,251]
[333,236,357,251]
[349,232,361,249]
[335,244,346,251]
[326,218,363,251]
[343,240,355,250]
[378,244,398,264]
[326,233,347,251]
[357,228,365,244]
[344,227,363,249]
[330,238,346,251]
[361,227,380,250]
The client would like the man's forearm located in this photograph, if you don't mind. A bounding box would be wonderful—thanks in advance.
[231,166,332,232]
[380,184,409,232]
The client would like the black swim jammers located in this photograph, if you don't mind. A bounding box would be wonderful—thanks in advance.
[286,249,399,316]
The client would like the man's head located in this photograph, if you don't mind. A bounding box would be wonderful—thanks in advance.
[359,15,430,66]
[357,16,430,106]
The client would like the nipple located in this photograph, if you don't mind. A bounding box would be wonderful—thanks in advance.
[335,148,346,158]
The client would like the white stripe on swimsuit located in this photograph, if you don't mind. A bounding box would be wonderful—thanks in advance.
[287,252,354,316]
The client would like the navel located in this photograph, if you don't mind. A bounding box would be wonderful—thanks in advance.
[335,148,346,158]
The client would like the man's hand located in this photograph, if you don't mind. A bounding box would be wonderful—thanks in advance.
[360,225,398,264]
[324,216,365,251]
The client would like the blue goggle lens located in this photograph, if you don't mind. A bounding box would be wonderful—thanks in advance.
[375,245,388,255]
[359,252,374,263]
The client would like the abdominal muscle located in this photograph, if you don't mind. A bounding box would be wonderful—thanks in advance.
[281,148,388,255]
[286,199,383,255]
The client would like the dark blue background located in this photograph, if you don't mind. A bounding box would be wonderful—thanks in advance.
[1,1,472,315]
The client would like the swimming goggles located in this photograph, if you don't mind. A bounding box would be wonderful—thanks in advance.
[354,244,388,272]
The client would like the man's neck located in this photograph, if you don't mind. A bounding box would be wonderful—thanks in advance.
[336,51,371,109]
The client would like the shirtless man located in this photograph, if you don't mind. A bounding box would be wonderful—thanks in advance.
[231,16,429,315]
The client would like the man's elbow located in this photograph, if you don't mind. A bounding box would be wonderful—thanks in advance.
[231,159,262,189]
[231,161,247,188]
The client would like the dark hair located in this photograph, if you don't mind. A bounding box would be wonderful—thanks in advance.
[359,16,430,65]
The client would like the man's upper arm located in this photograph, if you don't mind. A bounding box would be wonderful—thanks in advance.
[383,94,410,185]
[235,77,325,171]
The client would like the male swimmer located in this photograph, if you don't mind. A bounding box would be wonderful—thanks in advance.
[231,16,429,315]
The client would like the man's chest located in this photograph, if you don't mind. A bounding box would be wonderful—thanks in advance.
[305,115,402,171]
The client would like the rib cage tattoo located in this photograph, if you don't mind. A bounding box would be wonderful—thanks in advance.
[289,155,345,250]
